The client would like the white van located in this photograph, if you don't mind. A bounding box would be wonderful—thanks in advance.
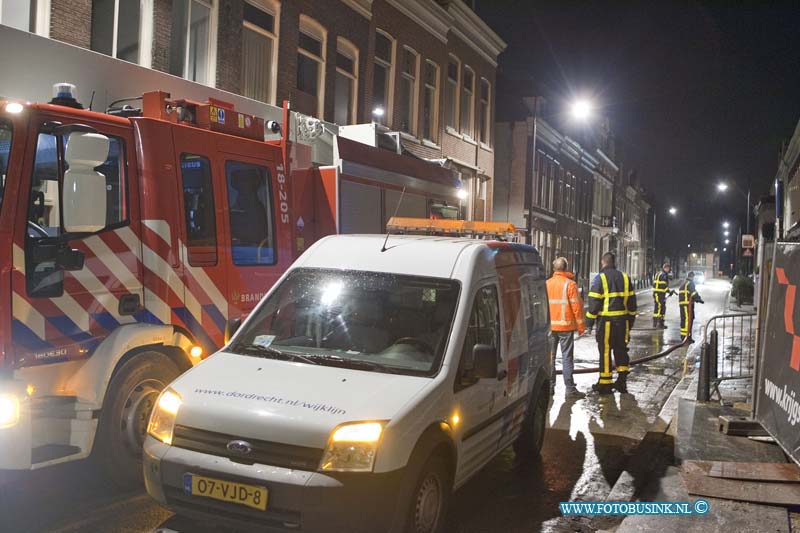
[143,235,553,532]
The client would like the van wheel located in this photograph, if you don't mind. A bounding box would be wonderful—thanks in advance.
[92,351,181,488]
[405,454,452,533]
[514,388,549,462]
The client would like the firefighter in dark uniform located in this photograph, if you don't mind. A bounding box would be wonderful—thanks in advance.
[586,253,638,394]
[679,271,704,343]
[652,263,675,329]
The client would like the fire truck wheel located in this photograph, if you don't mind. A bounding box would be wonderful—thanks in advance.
[93,351,181,487]
[513,386,549,463]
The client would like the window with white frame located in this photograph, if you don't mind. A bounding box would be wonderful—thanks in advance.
[91,0,152,64]
[241,0,278,104]
[297,15,326,118]
[422,60,439,142]
[478,78,491,144]
[169,0,215,85]
[460,66,474,137]
[397,47,418,134]
[372,30,394,125]
[1,0,38,32]
[334,38,358,125]
[445,56,459,130]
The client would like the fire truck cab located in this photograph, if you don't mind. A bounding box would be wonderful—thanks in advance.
[0,86,294,483]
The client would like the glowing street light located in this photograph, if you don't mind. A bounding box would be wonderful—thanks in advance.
[669,206,678,215]
[717,182,729,192]
[570,99,593,121]
[714,247,718,252]
[722,221,730,229]
[372,107,385,118]
[456,189,468,200]
[724,230,729,236]
[725,239,730,245]
[687,244,691,248]
[723,247,727,252]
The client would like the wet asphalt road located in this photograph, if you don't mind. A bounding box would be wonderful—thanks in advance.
[0,281,731,533]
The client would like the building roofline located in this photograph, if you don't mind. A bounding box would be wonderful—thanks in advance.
[446,0,507,67]
[341,0,373,19]
[596,148,619,172]
[386,0,451,42]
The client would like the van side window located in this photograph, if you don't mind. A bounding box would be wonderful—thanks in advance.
[226,161,275,265]
[524,275,548,331]
[456,285,500,388]
[180,154,217,266]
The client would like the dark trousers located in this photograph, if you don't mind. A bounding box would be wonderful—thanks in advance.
[653,292,666,318]
[680,302,694,338]
[596,319,631,385]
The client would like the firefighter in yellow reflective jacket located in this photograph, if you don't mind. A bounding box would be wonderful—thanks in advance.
[586,253,638,394]
[679,271,704,343]
[652,263,675,329]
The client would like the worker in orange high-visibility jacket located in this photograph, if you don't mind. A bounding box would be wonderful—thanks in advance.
[547,257,586,399]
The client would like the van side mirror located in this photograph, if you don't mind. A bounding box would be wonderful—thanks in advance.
[62,132,109,233]
[225,317,243,344]
[472,344,498,379]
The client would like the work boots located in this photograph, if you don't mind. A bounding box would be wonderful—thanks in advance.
[652,317,658,328]
[591,382,614,395]
[659,319,667,329]
[614,372,629,394]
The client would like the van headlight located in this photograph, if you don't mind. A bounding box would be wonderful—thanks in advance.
[319,422,384,472]
[147,389,182,445]
[0,394,20,429]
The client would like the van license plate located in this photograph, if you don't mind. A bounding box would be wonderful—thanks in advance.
[183,474,268,511]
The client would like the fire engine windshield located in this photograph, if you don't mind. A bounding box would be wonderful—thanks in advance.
[0,122,11,215]
[230,268,461,377]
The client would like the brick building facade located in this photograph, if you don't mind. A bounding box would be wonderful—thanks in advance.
[9,0,504,221]
[494,96,595,290]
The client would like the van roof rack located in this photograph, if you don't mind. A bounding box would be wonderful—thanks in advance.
[386,217,520,241]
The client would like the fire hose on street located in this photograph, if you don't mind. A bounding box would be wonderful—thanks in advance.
[555,335,690,375]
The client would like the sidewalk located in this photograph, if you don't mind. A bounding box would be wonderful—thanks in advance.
[614,370,794,532]
[610,293,798,532]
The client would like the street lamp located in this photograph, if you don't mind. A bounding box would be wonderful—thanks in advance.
[722,221,730,229]
[724,230,729,236]
[570,99,593,121]
[725,239,730,245]
[669,206,678,215]
[717,181,752,235]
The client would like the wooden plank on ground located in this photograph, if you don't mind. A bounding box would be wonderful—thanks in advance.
[707,461,800,482]
[682,472,800,506]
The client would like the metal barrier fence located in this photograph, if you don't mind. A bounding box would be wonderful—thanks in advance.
[697,313,757,401]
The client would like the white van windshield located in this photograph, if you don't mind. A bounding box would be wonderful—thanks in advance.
[230,268,461,376]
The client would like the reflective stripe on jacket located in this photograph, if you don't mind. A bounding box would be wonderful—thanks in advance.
[679,279,699,305]
[653,271,669,293]
[546,271,585,333]
[586,267,638,326]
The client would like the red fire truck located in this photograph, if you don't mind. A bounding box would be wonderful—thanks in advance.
[0,81,318,484]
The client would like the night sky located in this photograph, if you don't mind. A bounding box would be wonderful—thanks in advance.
[476,0,800,251]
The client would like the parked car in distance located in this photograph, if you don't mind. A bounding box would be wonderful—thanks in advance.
[143,235,554,532]
[693,271,706,284]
